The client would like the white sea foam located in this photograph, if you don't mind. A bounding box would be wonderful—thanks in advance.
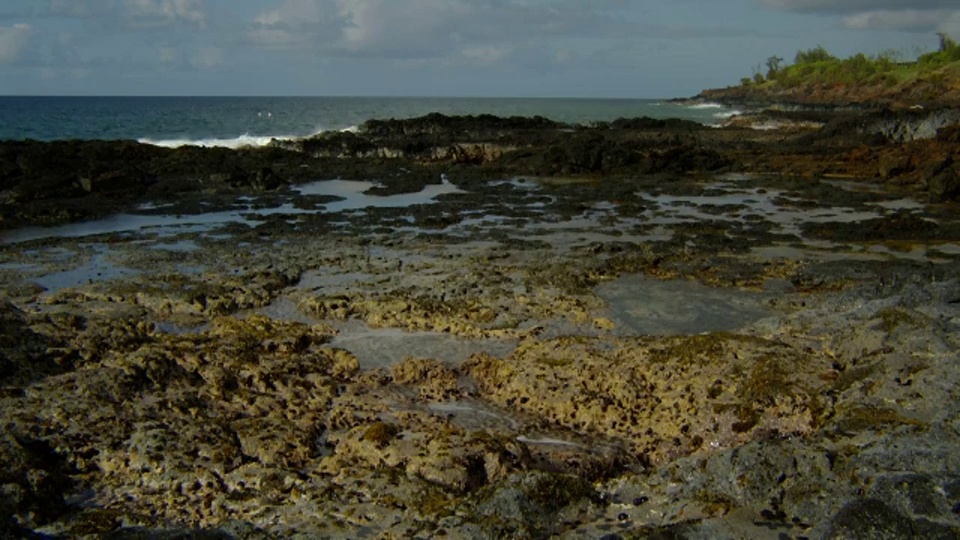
[713,109,742,119]
[687,102,725,110]
[138,134,295,149]
[138,125,359,149]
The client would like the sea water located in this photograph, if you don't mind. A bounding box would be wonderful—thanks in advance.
[0,96,734,147]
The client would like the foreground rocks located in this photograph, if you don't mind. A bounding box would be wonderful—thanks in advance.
[1,221,959,538]
[1,111,960,538]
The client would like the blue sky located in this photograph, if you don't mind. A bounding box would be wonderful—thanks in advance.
[0,0,957,97]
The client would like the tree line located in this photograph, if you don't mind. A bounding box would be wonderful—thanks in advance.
[740,33,960,88]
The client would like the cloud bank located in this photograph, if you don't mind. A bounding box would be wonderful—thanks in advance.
[0,23,32,64]
[246,0,644,62]
[761,0,960,37]
[49,0,207,27]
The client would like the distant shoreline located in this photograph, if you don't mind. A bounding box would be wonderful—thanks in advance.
[0,96,729,143]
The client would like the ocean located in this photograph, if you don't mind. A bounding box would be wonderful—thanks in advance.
[0,96,736,149]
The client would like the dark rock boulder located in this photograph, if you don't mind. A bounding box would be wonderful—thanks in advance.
[867,473,957,524]
[878,151,914,179]
[0,302,59,386]
[645,143,728,174]
[467,471,603,538]
[296,130,377,158]
[251,167,283,191]
[938,124,960,143]
[823,499,914,539]
[0,139,313,228]
[802,210,942,242]
[0,140,158,204]
[822,496,960,540]
[869,108,960,143]
[360,113,564,139]
[608,116,704,131]
[0,432,74,533]
[926,157,960,203]
[497,131,729,177]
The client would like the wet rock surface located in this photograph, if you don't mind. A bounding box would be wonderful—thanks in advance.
[3,108,960,233]
[1,113,960,538]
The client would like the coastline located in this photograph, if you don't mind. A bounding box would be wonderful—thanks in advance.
[2,105,960,538]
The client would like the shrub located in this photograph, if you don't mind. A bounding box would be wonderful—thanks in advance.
[741,37,959,91]
[795,45,835,65]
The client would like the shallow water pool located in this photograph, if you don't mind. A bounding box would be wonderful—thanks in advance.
[596,275,776,335]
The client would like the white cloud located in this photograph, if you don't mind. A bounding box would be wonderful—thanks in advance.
[0,23,32,64]
[255,0,337,26]
[937,12,960,40]
[246,0,649,64]
[191,46,222,68]
[842,9,960,35]
[49,0,208,28]
[762,0,960,36]
[124,0,207,27]
[29,0,213,73]
[48,0,96,18]
[553,49,572,64]
[460,45,513,65]
[843,9,944,31]
[761,1,957,14]
[337,0,470,57]
[158,46,178,64]
[250,0,344,49]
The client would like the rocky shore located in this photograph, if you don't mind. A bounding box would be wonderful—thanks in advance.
[2,110,960,538]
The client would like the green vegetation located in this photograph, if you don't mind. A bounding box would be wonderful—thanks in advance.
[830,405,925,434]
[741,35,960,89]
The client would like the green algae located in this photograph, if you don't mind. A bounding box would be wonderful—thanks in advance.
[648,333,728,365]
[362,422,400,448]
[536,357,575,367]
[874,307,929,333]
[466,472,601,535]
[414,485,456,516]
[831,363,878,392]
[648,333,773,366]
[524,473,601,509]
[739,353,795,407]
[830,405,925,434]
[61,508,130,535]
[694,490,735,517]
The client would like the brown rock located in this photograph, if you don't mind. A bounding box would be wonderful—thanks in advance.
[878,152,913,179]
[928,160,960,202]
[390,357,459,400]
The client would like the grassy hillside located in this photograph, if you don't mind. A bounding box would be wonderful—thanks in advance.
[700,40,960,107]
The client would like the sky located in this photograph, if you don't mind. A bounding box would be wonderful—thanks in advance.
[0,0,958,98]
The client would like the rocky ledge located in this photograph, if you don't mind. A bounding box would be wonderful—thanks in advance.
[3,109,960,231]
[1,111,960,539]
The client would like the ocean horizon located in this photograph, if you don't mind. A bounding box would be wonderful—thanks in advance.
[0,95,736,149]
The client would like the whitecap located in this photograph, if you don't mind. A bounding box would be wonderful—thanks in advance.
[687,102,725,110]
[713,109,742,119]
[138,133,302,149]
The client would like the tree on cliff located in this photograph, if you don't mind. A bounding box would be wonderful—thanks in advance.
[794,45,835,65]
[765,56,784,79]
[736,34,960,88]
[938,32,957,53]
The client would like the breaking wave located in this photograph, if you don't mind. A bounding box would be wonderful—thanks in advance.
[138,125,360,149]
[138,134,297,149]
[713,109,743,119]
